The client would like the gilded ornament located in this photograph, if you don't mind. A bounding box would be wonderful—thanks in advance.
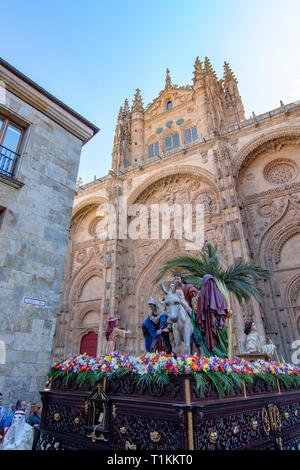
[84,401,90,413]
[120,427,127,434]
[233,426,240,435]
[87,431,108,443]
[209,431,218,444]
[284,412,290,421]
[54,413,61,422]
[125,441,137,450]
[268,404,281,433]
[295,410,298,417]
[262,407,270,436]
[251,420,259,431]
[74,417,80,425]
[112,405,117,417]
[150,431,161,443]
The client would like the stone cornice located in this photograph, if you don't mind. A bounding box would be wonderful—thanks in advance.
[0,60,99,144]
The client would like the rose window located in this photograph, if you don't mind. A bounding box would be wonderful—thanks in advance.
[263,159,297,185]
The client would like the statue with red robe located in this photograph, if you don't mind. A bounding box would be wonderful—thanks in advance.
[195,274,229,357]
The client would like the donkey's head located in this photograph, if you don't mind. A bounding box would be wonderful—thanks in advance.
[160,282,181,323]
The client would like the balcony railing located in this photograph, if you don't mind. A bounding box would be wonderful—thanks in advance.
[0,144,20,179]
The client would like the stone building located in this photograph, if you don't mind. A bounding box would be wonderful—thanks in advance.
[0,58,99,406]
[53,57,300,363]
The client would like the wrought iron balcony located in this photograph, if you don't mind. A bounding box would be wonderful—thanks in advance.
[0,144,20,179]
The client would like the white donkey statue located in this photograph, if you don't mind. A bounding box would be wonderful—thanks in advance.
[160,281,194,355]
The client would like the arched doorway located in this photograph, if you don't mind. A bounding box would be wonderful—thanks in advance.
[80,331,98,357]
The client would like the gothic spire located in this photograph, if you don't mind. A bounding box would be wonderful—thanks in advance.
[118,106,123,120]
[193,56,204,87]
[204,57,218,81]
[132,88,144,113]
[223,61,238,84]
[122,98,130,117]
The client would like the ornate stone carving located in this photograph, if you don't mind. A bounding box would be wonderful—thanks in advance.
[263,158,297,185]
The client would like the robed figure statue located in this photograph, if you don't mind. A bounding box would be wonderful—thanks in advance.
[142,299,173,354]
[195,274,229,358]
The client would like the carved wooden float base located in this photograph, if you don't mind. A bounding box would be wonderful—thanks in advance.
[35,375,300,450]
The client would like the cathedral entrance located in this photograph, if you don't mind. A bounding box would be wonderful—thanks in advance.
[80,331,98,357]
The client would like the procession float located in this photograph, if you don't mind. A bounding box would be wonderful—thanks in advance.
[34,245,300,450]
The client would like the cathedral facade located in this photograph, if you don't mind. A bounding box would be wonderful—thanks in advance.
[53,57,300,364]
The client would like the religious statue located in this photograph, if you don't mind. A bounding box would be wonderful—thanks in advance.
[173,273,202,353]
[2,410,33,451]
[244,320,276,357]
[195,274,229,358]
[169,281,192,316]
[173,273,198,310]
[161,283,194,355]
[141,299,172,353]
[103,316,131,354]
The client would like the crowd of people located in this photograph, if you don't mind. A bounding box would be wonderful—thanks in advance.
[0,394,41,450]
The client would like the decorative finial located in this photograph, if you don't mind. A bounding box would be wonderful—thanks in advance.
[165,68,171,88]
[76,177,83,190]
[193,56,204,86]
[132,88,144,113]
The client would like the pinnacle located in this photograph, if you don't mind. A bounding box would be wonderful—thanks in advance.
[132,88,144,113]
[122,98,130,118]
[193,56,204,85]
[165,68,171,88]
[118,106,123,120]
[223,61,238,83]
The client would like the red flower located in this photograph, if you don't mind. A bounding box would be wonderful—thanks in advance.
[105,365,110,373]
[191,363,201,371]
[166,364,173,371]
[151,356,159,363]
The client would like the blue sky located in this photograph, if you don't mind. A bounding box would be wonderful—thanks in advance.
[1,0,300,183]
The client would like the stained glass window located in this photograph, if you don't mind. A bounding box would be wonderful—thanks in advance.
[173,133,179,148]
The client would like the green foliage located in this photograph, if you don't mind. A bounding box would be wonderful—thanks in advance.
[50,367,300,397]
[154,243,272,305]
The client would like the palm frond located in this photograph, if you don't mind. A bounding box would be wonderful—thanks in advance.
[153,242,272,308]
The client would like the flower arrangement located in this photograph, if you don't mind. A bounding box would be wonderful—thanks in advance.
[48,353,300,398]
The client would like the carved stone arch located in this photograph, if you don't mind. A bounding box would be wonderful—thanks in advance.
[77,302,102,329]
[284,273,300,333]
[127,165,217,207]
[69,263,104,305]
[262,222,300,270]
[285,273,300,306]
[71,196,108,233]
[257,197,300,265]
[233,127,300,182]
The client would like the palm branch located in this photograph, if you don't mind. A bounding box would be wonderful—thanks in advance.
[154,243,272,305]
